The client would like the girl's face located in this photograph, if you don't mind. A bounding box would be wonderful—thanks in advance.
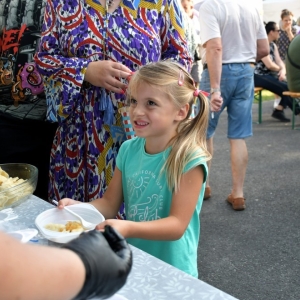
[282,15,293,29]
[181,0,194,18]
[129,83,186,151]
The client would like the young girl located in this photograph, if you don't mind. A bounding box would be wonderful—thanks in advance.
[58,61,211,277]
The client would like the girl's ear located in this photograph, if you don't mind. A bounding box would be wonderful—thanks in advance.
[175,103,189,121]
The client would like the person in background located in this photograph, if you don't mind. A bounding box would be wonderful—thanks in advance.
[0,0,57,201]
[0,226,132,300]
[254,21,300,122]
[199,0,269,210]
[58,61,211,278]
[181,0,202,86]
[293,16,300,34]
[286,34,300,92]
[34,0,191,216]
[278,9,296,61]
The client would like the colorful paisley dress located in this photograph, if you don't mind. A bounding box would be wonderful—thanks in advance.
[34,0,191,213]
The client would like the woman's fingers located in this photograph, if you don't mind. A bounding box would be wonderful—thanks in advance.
[104,78,127,93]
[85,61,131,91]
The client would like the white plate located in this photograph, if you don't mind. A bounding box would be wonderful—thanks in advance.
[35,203,105,244]
[7,228,38,243]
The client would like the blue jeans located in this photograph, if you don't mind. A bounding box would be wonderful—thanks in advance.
[200,63,254,139]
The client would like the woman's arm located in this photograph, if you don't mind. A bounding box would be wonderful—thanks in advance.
[0,226,132,300]
[161,0,193,69]
[34,0,131,120]
[0,231,85,300]
[261,55,281,72]
[34,0,90,120]
[273,44,286,81]
[97,165,204,240]
[91,167,124,218]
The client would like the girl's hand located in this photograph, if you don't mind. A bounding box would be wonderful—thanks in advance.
[57,198,81,209]
[84,61,132,93]
[96,219,131,238]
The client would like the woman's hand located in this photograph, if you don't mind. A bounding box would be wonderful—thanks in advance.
[278,70,286,82]
[84,61,132,93]
[282,22,291,32]
[96,219,132,238]
[57,198,81,208]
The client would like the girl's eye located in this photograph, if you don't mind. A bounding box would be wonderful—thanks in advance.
[130,98,137,106]
[147,100,156,106]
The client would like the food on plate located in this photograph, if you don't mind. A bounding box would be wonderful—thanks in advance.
[0,167,34,208]
[45,221,84,233]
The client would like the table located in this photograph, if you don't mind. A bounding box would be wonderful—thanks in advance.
[2,195,238,300]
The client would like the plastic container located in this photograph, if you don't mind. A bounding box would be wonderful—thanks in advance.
[35,203,105,243]
[0,163,38,210]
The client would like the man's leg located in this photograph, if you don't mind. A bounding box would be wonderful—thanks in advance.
[229,138,248,198]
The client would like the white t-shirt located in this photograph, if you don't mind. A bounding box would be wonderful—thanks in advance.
[199,0,266,64]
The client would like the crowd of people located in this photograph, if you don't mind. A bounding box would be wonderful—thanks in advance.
[254,8,300,122]
[1,0,300,298]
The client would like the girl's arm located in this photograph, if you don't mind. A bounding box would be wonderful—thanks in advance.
[97,165,204,240]
[58,167,124,220]
[91,167,124,219]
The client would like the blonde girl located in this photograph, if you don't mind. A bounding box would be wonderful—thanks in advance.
[58,61,211,277]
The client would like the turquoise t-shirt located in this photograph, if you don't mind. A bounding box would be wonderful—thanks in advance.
[116,137,208,277]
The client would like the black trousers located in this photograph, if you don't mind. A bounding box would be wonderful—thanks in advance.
[254,74,294,111]
[0,114,57,201]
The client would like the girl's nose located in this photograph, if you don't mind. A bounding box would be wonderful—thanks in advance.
[132,103,145,116]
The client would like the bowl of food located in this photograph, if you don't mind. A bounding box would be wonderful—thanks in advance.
[0,163,38,210]
[35,203,105,243]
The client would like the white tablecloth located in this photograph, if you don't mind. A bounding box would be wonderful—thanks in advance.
[2,195,238,300]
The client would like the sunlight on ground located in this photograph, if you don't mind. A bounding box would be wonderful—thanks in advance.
[254,90,275,103]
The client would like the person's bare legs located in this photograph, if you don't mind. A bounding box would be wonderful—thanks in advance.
[229,138,248,198]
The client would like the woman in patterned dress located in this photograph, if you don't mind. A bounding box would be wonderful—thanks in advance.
[278,9,296,62]
[34,0,191,214]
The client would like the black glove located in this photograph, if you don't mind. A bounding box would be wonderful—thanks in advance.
[62,225,132,300]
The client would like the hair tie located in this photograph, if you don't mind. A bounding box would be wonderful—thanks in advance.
[193,89,210,97]
[178,69,184,86]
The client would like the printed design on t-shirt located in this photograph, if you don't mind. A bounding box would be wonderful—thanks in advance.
[0,0,46,104]
[127,169,164,221]
[128,193,164,221]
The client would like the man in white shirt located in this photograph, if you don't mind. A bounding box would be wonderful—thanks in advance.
[199,0,269,210]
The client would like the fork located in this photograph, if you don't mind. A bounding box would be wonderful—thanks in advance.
[52,200,95,230]
[0,208,18,223]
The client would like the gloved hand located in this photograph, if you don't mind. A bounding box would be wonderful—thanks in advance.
[62,225,132,300]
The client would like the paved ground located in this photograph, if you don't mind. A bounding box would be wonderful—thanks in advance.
[197,100,300,300]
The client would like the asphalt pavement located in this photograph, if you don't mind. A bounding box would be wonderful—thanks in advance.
[197,100,300,300]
